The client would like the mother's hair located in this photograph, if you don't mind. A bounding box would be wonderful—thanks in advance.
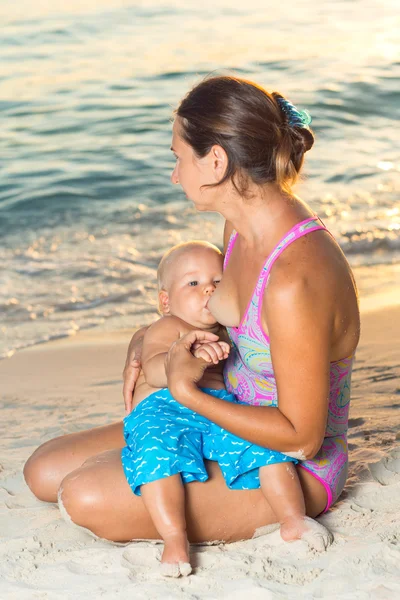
[175,76,314,196]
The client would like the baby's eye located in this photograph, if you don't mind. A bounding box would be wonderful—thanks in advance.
[214,280,221,285]
[189,281,198,286]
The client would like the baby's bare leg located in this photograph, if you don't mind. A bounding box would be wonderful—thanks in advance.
[140,475,192,577]
[259,463,333,551]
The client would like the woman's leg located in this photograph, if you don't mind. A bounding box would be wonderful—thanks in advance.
[23,422,125,502]
[59,453,328,543]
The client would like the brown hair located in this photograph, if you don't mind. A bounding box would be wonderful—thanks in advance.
[175,76,314,196]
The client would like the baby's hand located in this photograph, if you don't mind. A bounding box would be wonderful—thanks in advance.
[192,341,230,365]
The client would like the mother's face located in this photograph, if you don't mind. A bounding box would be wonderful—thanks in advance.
[170,118,227,212]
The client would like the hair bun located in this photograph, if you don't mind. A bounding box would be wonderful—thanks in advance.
[297,127,314,152]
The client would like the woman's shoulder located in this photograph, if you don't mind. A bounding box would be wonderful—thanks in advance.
[267,228,350,305]
[264,228,360,359]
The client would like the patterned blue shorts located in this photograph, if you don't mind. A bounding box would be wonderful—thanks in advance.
[121,388,296,496]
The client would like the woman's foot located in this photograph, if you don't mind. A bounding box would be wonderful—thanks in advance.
[280,515,333,552]
[159,531,192,578]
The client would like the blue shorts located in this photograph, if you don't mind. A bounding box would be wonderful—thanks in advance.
[121,388,296,496]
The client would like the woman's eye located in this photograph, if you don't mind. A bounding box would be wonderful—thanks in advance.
[189,281,198,286]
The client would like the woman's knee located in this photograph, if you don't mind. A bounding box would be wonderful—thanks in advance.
[58,465,106,535]
[24,440,63,502]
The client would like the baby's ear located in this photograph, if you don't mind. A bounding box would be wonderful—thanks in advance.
[158,290,170,315]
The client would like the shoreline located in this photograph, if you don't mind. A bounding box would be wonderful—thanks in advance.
[2,260,400,362]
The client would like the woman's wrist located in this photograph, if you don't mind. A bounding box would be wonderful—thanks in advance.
[170,379,197,405]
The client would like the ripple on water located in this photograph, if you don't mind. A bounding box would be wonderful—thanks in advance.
[0,0,399,357]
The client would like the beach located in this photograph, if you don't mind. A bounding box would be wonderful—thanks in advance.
[1,2,399,598]
[1,295,399,599]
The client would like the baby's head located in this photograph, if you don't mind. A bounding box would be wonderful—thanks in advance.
[157,241,223,329]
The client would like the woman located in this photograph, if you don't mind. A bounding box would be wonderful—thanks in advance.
[24,76,360,544]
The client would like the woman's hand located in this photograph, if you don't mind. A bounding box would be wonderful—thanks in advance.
[123,327,148,414]
[165,330,220,400]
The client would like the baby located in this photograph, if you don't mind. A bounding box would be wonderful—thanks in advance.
[121,241,330,578]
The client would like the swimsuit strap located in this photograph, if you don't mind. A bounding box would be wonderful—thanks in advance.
[224,216,327,272]
[261,216,327,282]
[251,216,327,330]
[225,216,328,332]
[223,228,238,270]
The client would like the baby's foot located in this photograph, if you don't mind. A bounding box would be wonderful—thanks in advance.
[280,516,333,552]
[160,561,192,578]
[160,532,192,578]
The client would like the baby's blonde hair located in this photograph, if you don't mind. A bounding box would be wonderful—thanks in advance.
[157,241,222,292]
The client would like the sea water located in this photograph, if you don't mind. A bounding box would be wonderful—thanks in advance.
[1,0,399,358]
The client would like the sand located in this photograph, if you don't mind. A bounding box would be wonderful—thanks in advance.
[1,304,399,599]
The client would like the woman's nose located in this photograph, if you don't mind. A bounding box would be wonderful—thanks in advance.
[171,165,179,184]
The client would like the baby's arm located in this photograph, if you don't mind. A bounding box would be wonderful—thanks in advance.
[141,317,183,388]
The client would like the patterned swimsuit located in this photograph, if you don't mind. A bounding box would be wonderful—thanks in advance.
[223,216,353,511]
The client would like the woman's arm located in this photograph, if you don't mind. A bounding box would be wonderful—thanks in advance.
[123,326,148,414]
[166,276,332,459]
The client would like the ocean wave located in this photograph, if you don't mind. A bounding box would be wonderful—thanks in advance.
[1,0,399,358]
[340,229,400,255]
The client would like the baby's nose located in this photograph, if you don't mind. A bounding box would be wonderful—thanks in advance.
[204,283,216,294]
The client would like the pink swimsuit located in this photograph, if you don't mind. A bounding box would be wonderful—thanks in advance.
[223,216,353,511]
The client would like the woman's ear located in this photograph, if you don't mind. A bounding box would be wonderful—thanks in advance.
[211,144,228,182]
[158,290,171,315]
